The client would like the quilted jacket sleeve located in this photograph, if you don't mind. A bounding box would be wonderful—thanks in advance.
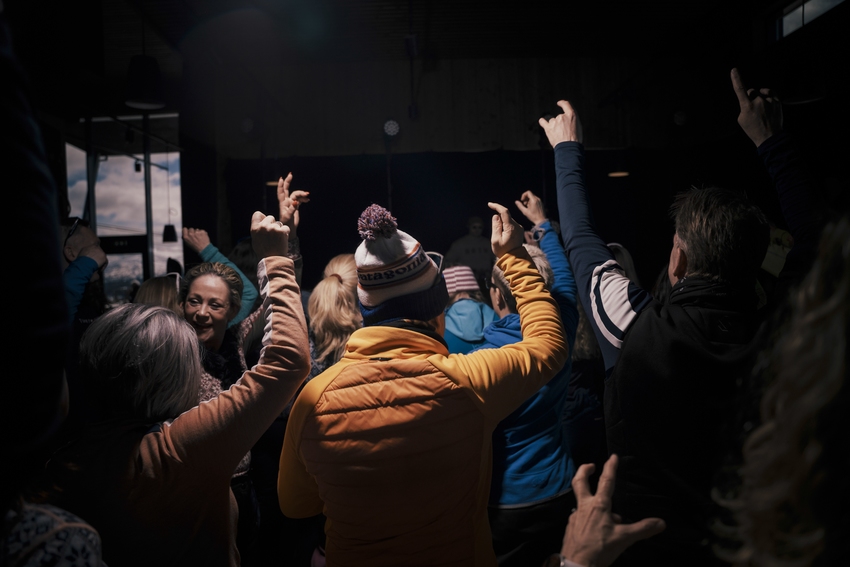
[430,247,569,427]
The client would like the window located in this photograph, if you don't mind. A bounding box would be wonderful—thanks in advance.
[65,142,182,305]
[779,0,845,37]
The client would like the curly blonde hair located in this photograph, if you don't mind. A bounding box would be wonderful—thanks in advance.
[308,254,362,367]
[728,217,849,566]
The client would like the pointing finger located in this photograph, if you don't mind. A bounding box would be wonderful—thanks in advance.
[595,454,619,508]
[731,68,749,106]
[556,100,575,116]
[488,201,511,227]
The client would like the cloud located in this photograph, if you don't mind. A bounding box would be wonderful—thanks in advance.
[66,145,184,280]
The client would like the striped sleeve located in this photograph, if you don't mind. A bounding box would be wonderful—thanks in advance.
[554,142,652,372]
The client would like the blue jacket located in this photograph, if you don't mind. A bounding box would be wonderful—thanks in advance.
[477,221,579,507]
[444,298,498,354]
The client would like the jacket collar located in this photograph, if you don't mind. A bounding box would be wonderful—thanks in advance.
[344,326,449,360]
[670,276,757,312]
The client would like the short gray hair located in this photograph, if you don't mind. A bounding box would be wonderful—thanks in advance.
[80,303,201,421]
[492,244,554,313]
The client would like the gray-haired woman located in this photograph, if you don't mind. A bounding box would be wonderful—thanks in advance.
[35,213,310,567]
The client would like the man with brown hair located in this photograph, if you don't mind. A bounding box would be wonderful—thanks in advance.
[537,74,814,564]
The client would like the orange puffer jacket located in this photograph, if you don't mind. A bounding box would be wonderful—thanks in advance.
[279,248,569,567]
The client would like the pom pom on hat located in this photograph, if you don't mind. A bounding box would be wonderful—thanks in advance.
[358,205,398,242]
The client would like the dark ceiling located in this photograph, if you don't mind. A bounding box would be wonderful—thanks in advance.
[4,0,849,156]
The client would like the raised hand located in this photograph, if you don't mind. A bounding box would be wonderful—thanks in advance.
[731,68,783,147]
[561,455,665,567]
[276,173,310,237]
[251,211,289,259]
[183,227,212,254]
[515,190,547,225]
[488,202,525,258]
[538,100,583,148]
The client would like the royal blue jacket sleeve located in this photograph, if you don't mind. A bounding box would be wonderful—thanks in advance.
[199,243,259,327]
[535,220,579,349]
[554,141,652,373]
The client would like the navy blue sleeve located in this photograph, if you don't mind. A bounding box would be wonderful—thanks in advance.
[554,141,652,372]
[757,132,826,279]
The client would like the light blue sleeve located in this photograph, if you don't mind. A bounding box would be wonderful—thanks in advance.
[536,220,579,348]
[199,243,259,327]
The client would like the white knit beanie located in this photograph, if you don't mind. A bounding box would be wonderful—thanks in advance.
[355,204,442,308]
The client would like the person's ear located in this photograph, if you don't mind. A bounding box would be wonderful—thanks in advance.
[63,244,78,263]
[492,286,507,311]
[434,312,446,337]
[669,235,688,283]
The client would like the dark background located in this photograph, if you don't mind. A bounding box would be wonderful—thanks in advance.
[5,0,848,289]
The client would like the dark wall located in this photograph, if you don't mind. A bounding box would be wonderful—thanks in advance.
[220,102,848,294]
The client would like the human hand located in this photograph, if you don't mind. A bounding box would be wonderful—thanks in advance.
[251,211,290,258]
[515,190,547,225]
[561,455,666,567]
[183,227,211,254]
[488,202,525,258]
[277,173,310,237]
[538,100,583,148]
[731,68,782,148]
[79,243,108,269]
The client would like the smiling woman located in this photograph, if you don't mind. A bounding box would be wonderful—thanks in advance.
[179,263,243,352]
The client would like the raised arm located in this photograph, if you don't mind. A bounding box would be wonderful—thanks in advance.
[516,190,579,347]
[276,172,310,286]
[731,68,826,278]
[540,101,651,373]
[430,202,569,424]
[183,226,259,327]
[164,213,310,479]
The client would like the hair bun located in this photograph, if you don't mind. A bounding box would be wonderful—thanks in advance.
[358,204,398,242]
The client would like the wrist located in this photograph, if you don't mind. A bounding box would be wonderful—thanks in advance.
[547,553,587,567]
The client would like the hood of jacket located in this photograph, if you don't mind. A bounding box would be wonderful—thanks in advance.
[479,312,522,347]
[444,299,498,342]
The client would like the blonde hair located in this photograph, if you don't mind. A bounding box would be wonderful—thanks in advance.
[135,275,183,317]
[308,254,361,367]
[79,303,201,421]
[492,245,554,313]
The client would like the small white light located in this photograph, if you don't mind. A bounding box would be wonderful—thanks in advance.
[383,120,400,137]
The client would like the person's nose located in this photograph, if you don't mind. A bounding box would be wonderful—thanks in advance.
[196,303,210,318]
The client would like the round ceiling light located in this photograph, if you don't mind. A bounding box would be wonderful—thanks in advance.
[383,120,400,137]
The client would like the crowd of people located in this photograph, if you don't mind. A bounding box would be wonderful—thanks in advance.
[4,8,847,566]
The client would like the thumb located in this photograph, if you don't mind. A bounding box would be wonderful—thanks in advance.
[491,213,502,242]
[251,211,267,231]
[614,518,666,547]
